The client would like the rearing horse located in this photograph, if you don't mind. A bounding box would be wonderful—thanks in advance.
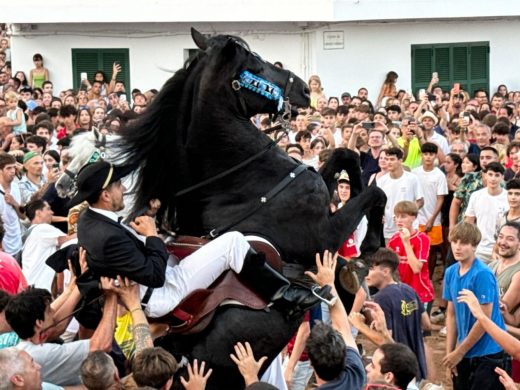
[115,29,386,389]
[119,28,385,266]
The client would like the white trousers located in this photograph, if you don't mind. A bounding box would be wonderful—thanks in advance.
[141,232,251,317]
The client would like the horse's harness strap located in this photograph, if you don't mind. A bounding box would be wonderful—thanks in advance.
[141,287,154,308]
[208,163,309,238]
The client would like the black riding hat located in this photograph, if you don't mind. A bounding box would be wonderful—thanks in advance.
[68,160,134,207]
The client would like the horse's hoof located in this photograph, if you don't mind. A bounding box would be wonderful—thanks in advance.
[339,264,361,295]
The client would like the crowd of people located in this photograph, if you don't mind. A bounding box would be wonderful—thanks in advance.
[2,29,520,390]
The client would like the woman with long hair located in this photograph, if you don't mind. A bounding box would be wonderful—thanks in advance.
[327,97,339,110]
[440,152,463,256]
[376,71,398,108]
[77,108,93,130]
[14,71,28,87]
[497,84,508,98]
[368,149,388,186]
[29,53,49,89]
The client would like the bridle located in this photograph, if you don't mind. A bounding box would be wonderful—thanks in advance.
[174,69,308,238]
[174,69,295,200]
[62,133,108,186]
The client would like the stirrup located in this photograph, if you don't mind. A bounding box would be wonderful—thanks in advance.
[312,286,338,307]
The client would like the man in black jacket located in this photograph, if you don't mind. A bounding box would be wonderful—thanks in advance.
[73,161,331,319]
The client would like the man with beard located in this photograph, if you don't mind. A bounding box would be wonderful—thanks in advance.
[489,222,520,326]
[19,152,47,206]
[74,161,331,321]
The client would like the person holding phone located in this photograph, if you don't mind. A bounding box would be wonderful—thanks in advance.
[348,123,386,186]
[398,116,426,169]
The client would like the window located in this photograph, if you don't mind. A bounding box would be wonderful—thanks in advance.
[411,42,489,96]
[184,48,199,62]
[71,48,130,91]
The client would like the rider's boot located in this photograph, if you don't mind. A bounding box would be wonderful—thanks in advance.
[238,249,335,317]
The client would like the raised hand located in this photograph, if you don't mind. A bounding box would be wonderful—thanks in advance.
[230,342,267,386]
[457,289,484,320]
[181,359,213,390]
[305,250,337,287]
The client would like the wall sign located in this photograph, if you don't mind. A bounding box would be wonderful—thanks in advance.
[323,31,344,50]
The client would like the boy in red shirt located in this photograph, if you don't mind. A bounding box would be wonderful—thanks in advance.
[387,201,435,312]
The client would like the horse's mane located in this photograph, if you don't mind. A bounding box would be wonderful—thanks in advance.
[67,131,122,172]
[118,35,246,217]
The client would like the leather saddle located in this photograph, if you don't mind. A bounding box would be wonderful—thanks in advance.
[148,236,282,335]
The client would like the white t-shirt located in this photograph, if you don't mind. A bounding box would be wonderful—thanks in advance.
[17,339,89,386]
[0,181,22,255]
[465,188,509,257]
[22,224,66,291]
[412,166,448,226]
[427,132,450,155]
[377,171,424,239]
[333,127,343,147]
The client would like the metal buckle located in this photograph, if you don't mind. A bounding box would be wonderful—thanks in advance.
[209,229,218,238]
[312,286,338,307]
[231,80,241,91]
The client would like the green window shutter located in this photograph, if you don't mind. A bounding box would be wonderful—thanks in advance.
[411,42,489,97]
[433,47,451,93]
[71,50,100,90]
[412,47,433,93]
[469,45,489,95]
[452,46,468,81]
[101,50,130,92]
[434,47,450,81]
[71,49,130,92]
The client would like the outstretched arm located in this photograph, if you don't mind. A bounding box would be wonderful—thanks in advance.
[305,251,357,350]
[458,289,520,360]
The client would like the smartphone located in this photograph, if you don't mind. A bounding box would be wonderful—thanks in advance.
[418,89,426,99]
[453,83,460,93]
[427,93,436,102]
[462,111,470,125]
[432,72,438,79]
[362,122,375,130]
[120,94,127,102]
[80,72,87,80]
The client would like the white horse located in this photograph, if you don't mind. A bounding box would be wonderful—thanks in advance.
[55,130,138,218]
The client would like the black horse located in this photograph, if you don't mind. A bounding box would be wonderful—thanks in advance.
[119,29,386,389]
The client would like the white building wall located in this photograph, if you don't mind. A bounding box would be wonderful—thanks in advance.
[314,19,520,99]
[9,19,520,100]
[10,24,305,93]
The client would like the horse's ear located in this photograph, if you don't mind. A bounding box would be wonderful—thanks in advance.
[191,28,208,51]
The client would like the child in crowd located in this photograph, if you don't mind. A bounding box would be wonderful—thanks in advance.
[387,201,435,311]
[3,91,26,134]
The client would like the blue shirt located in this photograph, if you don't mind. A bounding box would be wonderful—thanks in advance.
[443,258,505,358]
[317,347,366,390]
[374,284,426,381]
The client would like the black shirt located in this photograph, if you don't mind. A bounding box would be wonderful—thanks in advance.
[360,150,380,187]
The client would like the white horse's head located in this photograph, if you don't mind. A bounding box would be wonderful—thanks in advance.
[55,130,120,198]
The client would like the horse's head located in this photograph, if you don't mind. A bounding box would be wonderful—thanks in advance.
[55,130,108,198]
[191,28,310,119]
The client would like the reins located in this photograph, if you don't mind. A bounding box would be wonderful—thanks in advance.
[174,85,293,199]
